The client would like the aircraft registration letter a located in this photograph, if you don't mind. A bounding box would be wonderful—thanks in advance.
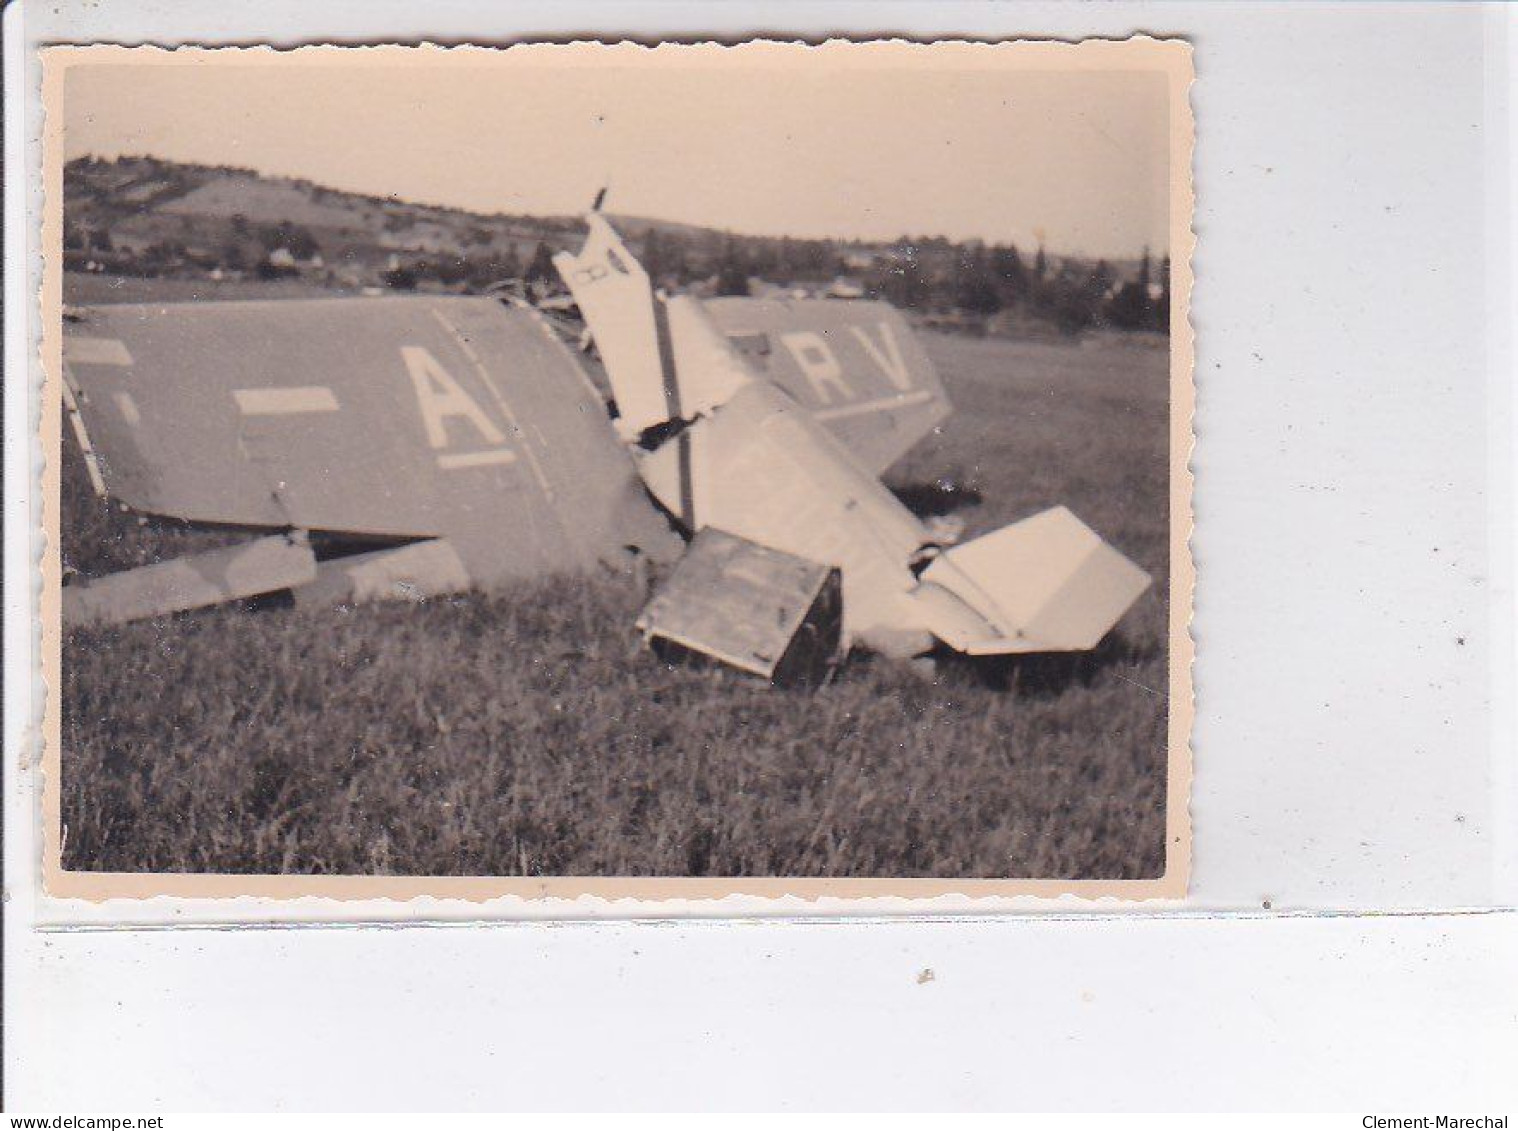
[400,345,506,450]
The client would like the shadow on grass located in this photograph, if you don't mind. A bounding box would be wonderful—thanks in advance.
[927,630,1160,696]
[642,627,1158,703]
[888,478,984,517]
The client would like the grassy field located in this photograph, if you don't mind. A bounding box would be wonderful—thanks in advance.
[59,287,1172,879]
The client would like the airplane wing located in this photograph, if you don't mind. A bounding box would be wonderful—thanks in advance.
[61,296,681,595]
[701,297,950,475]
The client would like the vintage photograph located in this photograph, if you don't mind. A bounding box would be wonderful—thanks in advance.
[43,41,1193,897]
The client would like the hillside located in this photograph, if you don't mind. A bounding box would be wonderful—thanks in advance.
[63,154,1169,334]
[61,155,829,294]
[63,154,585,291]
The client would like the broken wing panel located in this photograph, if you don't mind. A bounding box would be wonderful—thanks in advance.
[62,532,317,628]
[917,506,1151,654]
[62,297,680,586]
[64,300,475,535]
[702,298,951,475]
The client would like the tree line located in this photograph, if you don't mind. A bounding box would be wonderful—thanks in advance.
[65,151,1170,334]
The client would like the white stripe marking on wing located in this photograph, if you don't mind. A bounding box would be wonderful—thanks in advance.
[811,389,933,421]
[436,448,518,470]
[233,386,340,415]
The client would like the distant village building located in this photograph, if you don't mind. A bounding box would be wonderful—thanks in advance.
[749,280,814,301]
[110,232,155,257]
[824,277,867,300]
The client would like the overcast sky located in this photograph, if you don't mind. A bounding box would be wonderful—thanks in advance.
[63,51,1172,257]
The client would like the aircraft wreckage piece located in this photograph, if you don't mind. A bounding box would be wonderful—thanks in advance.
[703,296,950,477]
[637,527,842,685]
[61,278,955,625]
[292,538,472,609]
[63,532,317,629]
[556,212,1151,670]
[59,213,1147,666]
[917,506,1151,654]
[60,296,686,615]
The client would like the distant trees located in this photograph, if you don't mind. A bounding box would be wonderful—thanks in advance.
[1089,258,1113,297]
[382,263,418,290]
[953,245,1001,316]
[1106,282,1152,330]
[1105,248,1166,332]
[524,241,557,286]
[1035,275,1100,335]
[857,233,1173,337]
[641,229,667,281]
[268,220,318,258]
[715,240,751,297]
[430,256,471,287]
[634,228,688,287]
[148,238,187,262]
[1157,254,1172,330]
[499,243,523,281]
[990,244,1027,299]
[880,245,930,310]
[258,220,320,260]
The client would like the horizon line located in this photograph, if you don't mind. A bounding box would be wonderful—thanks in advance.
[68,151,1169,264]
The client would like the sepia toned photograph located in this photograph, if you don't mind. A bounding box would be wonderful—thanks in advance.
[42,40,1193,900]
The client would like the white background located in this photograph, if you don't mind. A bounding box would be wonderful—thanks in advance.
[6,0,1517,1111]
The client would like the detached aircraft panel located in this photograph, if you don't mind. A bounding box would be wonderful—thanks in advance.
[918,506,1152,654]
[672,380,930,647]
[702,297,950,475]
[63,297,680,587]
[62,532,318,629]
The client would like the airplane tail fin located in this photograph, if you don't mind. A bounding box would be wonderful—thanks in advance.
[555,215,752,440]
[911,506,1151,655]
[553,214,668,439]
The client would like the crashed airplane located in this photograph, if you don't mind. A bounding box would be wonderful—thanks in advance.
[59,209,1149,682]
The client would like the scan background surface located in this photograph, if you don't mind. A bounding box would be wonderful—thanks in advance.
[6,0,1517,1112]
